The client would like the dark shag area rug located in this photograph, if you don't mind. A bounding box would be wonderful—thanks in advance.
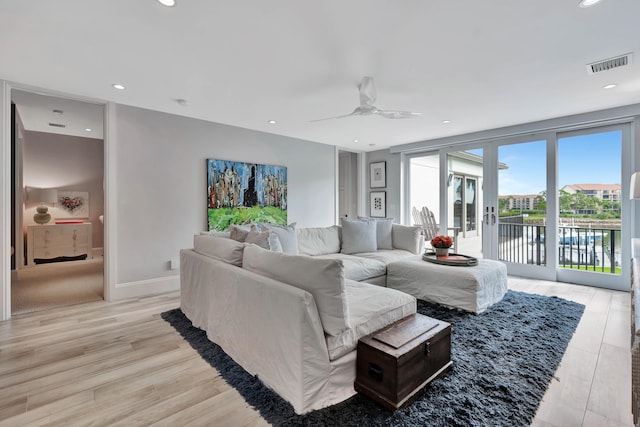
[162,290,585,426]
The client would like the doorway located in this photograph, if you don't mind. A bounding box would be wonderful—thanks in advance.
[11,89,105,314]
[339,151,358,219]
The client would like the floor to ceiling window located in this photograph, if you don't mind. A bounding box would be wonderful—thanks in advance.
[406,123,631,290]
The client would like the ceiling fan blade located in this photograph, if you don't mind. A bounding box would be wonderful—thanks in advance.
[309,112,358,122]
[375,110,422,119]
[359,76,376,107]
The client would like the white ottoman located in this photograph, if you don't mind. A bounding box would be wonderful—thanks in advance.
[386,256,508,314]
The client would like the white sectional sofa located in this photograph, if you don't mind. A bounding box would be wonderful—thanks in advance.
[179,220,423,414]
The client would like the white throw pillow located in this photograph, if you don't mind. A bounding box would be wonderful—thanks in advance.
[193,235,245,266]
[297,226,341,256]
[358,217,394,250]
[341,218,377,254]
[261,223,298,254]
[243,244,350,336]
[391,224,423,254]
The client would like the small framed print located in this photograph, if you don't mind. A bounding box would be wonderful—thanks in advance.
[370,161,386,188]
[370,191,386,218]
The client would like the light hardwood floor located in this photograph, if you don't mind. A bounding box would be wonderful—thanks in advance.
[0,278,632,426]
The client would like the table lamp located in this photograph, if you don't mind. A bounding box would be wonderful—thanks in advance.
[28,187,58,224]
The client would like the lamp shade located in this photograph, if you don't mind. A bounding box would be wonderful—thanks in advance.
[632,172,640,200]
[27,187,58,204]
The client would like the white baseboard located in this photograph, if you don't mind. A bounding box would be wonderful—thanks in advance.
[92,247,104,258]
[110,275,179,301]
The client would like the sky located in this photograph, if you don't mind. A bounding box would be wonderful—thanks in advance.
[495,131,622,196]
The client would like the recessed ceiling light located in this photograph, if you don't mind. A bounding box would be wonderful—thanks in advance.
[85,128,92,132]
[52,109,64,115]
[603,84,617,89]
[579,0,603,8]
[112,84,126,90]
[157,0,176,6]
[442,120,451,124]
[369,143,376,147]
[268,120,276,124]
[176,99,188,106]
[353,139,359,143]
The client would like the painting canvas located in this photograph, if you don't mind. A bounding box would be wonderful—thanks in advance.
[207,159,287,230]
[57,191,89,218]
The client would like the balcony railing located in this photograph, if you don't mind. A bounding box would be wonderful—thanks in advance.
[497,219,620,274]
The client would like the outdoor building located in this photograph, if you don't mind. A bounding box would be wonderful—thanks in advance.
[499,194,541,211]
[561,183,621,202]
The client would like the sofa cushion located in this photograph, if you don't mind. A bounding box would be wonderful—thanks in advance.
[359,217,394,250]
[392,224,423,254]
[199,230,231,238]
[242,244,350,336]
[313,253,386,282]
[297,226,341,256]
[325,279,416,361]
[229,224,252,242]
[352,249,416,265]
[244,225,272,250]
[261,223,299,254]
[193,235,245,266]
[341,218,377,254]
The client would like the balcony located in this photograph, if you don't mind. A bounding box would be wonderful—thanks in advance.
[494,218,621,274]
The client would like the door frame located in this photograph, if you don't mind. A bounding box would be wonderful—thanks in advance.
[1,81,111,320]
[553,124,632,290]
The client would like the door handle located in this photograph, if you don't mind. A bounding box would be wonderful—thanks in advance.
[491,206,496,225]
[484,207,489,225]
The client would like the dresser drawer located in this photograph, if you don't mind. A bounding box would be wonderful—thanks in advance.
[32,226,89,245]
[33,244,89,259]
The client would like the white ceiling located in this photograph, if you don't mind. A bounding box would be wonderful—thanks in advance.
[12,90,104,139]
[2,0,640,152]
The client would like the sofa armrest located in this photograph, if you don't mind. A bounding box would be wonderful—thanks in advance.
[180,249,331,414]
[391,224,424,254]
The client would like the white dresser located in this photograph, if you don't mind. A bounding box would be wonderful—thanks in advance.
[26,223,93,266]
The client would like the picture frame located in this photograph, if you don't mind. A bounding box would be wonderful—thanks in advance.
[57,191,90,219]
[370,191,386,218]
[207,158,287,230]
[370,161,386,188]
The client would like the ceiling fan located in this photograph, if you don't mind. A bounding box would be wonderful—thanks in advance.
[311,76,421,122]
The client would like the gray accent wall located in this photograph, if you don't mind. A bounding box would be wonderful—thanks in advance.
[114,104,336,286]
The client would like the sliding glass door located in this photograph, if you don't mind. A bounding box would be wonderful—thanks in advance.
[408,124,631,289]
[555,127,628,289]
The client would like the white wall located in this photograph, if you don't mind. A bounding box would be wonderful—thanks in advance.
[112,104,336,294]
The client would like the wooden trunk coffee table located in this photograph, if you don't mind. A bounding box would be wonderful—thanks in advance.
[354,313,452,410]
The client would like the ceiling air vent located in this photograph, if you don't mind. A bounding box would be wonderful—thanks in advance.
[48,123,66,128]
[587,53,633,74]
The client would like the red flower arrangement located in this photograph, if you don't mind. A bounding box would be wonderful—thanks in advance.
[431,235,453,249]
